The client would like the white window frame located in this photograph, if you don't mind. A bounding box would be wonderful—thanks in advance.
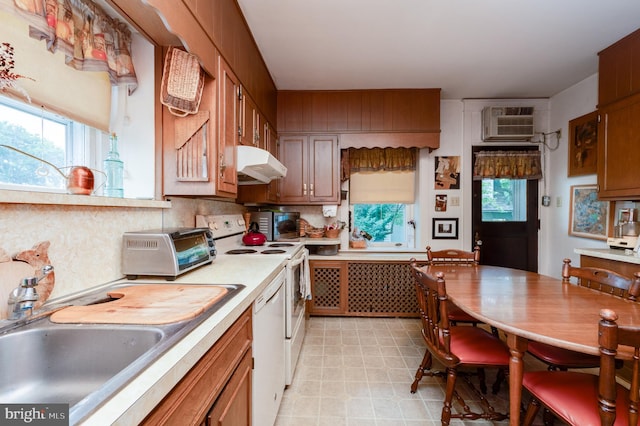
[0,95,107,194]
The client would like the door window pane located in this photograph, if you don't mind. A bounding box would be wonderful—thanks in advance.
[481,179,527,222]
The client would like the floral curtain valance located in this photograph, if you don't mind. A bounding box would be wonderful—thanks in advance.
[473,150,542,180]
[2,0,137,91]
[341,147,417,181]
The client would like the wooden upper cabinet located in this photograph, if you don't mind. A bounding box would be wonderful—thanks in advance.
[217,54,240,195]
[598,28,640,107]
[277,89,440,134]
[239,91,262,148]
[278,135,340,204]
[597,92,640,200]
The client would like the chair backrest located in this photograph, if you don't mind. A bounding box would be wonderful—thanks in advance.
[426,246,480,265]
[598,308,640,426]
[562,259,640,300]
[410,259,458,366]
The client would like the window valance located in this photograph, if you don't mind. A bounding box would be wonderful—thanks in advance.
[473,150,542,180]
[1,0,138,91]
[341,147,417,181]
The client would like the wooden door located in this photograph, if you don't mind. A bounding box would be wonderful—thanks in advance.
[217,55,238,195]
[472,146,539,272]
[308,135,340,203]
[278,135,308,203]
[597,93,640,199]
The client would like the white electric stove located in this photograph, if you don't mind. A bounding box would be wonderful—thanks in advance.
[195,214,309,386]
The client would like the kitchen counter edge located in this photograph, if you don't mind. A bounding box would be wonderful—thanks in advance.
[575,247,640,265]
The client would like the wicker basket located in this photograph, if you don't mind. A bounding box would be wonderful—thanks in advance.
[161,47,205,117]
[325,228,341,239]
[306,228,325,238]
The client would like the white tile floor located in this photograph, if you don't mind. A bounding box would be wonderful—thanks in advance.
[275,316,546,426]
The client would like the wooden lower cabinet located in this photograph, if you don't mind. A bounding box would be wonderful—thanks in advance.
[308,260,424,317]
[580,255,640,279]
[141,308,252,426]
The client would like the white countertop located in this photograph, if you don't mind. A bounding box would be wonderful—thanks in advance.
[575,247,640,265]
[79,255,287,426]
[309,249,428,261]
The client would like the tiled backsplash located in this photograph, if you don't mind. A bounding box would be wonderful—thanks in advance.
[0,197,244,301]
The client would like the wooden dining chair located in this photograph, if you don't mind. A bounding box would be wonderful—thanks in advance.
[409,260,509,425]
[426,246,485,327]
[522,308,640,426]
[527,258,640,371]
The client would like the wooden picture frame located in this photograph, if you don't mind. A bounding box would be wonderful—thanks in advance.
[568,184,612,240]
[432,218,458,239]
[568,111,598,176]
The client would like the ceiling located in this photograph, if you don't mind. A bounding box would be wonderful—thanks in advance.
[236,0,640,99]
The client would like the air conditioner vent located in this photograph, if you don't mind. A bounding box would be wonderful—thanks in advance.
[482,106,535,141]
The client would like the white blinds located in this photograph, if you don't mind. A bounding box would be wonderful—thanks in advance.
[349,170,416,204]
[2,10,112,131]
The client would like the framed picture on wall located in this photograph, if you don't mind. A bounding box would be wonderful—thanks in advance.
[434,156,461,189]
[568,184,612,240]
[432,218,458,239]
[568,111,598,177]
[435,194,447,212]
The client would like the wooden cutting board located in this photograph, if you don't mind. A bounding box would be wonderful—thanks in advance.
[50,284,229,325]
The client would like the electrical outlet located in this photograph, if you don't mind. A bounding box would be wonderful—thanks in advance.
[450,196,460,206]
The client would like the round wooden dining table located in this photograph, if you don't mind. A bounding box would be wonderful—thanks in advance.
[422,264,640,426]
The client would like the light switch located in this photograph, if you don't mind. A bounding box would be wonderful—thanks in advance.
[450,196,460,206]
[556,196,562,207]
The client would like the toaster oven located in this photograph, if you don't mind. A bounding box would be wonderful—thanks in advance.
[122,228,216,280]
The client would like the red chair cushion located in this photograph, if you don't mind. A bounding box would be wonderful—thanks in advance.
[523,371,633,426]
[448,304,480,323]
[528,341,600,368]
[449,326,509,366]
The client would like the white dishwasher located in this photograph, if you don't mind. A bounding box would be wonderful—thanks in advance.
[252,268,286,426]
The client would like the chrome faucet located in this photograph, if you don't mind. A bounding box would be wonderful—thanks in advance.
[8,265,54,320]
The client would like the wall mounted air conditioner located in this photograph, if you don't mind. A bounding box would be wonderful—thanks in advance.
[482,106,535,141]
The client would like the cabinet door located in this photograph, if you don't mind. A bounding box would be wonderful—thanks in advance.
[597,93,640,199]
[308,135,340,203]
[239,91,260,147]
[308,260,347,315]
[206,350,252,426]
[278,135,309,203]
[217,55,239,195]
[347,262,420,316]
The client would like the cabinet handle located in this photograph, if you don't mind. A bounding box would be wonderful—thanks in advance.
[310,183,314,196]
[303,183,307,196]
[219,154,226,177]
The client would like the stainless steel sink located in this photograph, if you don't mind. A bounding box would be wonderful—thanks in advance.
[0,282,245,425]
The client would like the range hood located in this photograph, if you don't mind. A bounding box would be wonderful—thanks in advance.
[236,145,287,185]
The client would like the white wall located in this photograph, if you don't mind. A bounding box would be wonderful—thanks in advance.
[417,100,465,251]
